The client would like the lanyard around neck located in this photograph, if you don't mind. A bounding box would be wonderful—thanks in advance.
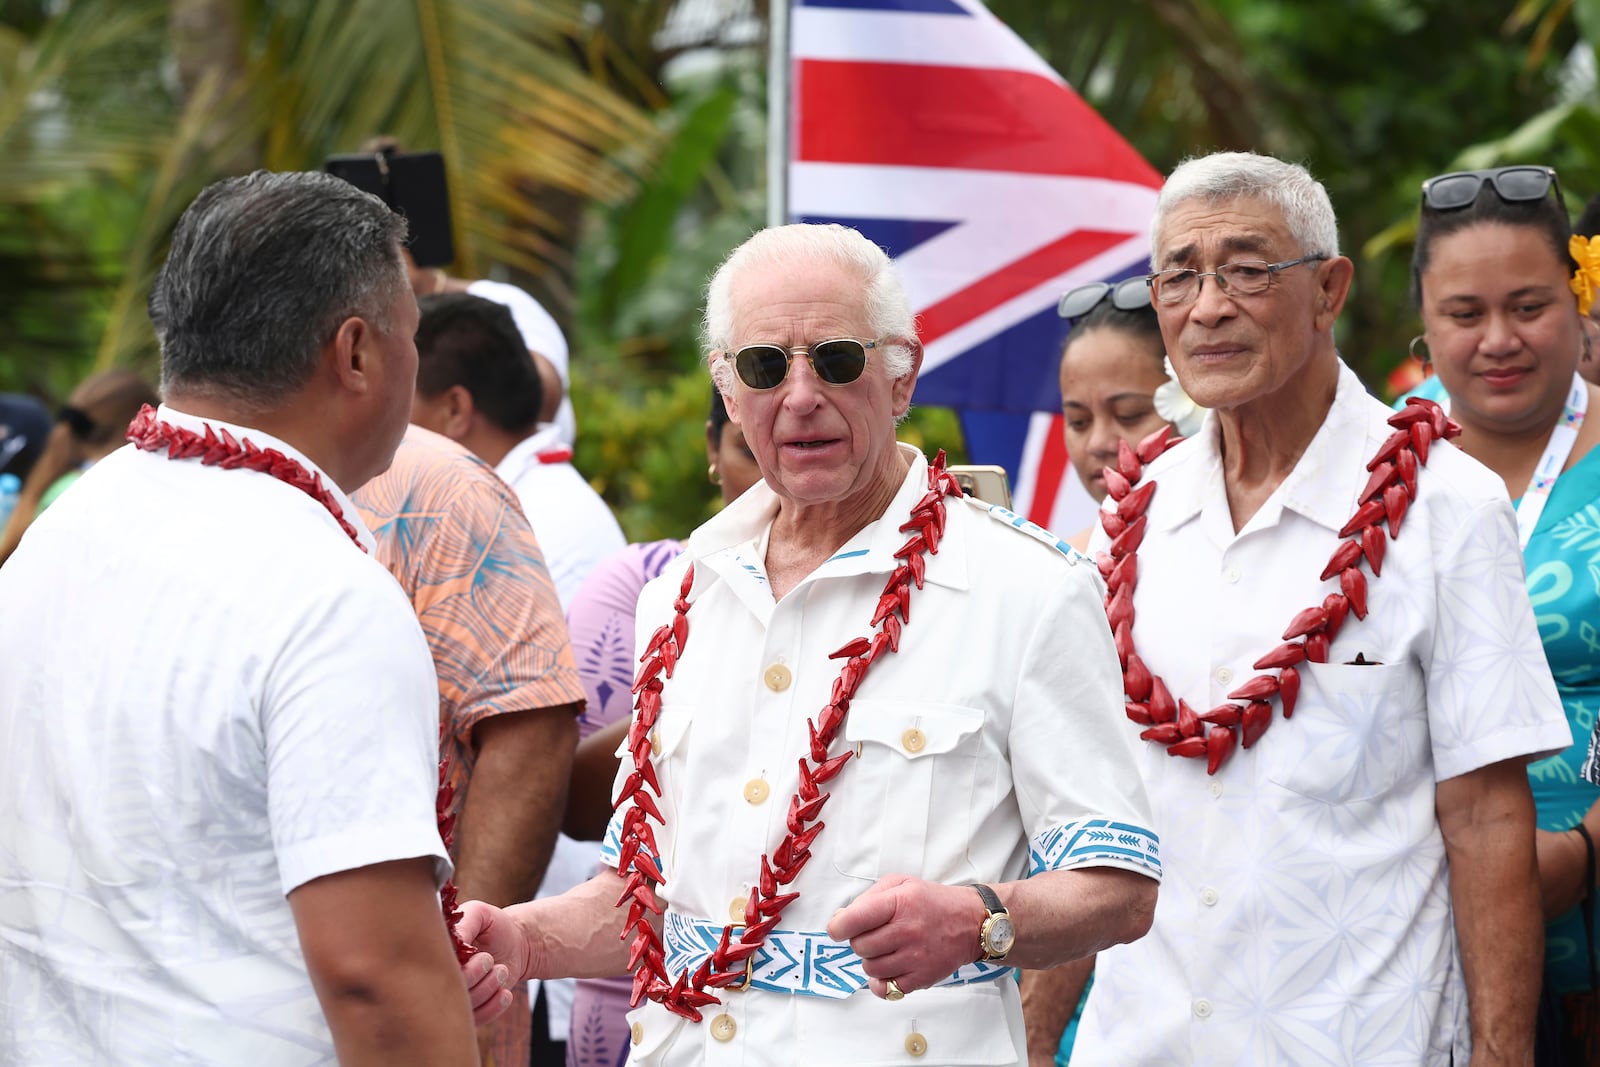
[1510,374,1587,550]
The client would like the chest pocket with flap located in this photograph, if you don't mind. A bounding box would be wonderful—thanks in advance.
[829,700,987,882]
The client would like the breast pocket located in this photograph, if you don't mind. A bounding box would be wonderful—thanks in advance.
[1262,660,1426,804]
[829,700,986,882]
[614,704,695,875]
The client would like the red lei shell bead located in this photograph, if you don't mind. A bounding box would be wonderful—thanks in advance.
[611,452,963,1022]
[1104,402,1459,775]
[126,404,476,960]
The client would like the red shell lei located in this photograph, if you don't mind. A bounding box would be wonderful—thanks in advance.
[126,405,476,962]
[1099,398,1460,775]
[614,450,962,1022]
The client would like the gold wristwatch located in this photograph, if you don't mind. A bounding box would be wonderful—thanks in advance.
[973,883,1015,962]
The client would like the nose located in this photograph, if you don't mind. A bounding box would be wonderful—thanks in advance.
[779,351,826,413]
[1478,311,1523,357]
[1086,418,1121,463]
[1186,273,1237,328]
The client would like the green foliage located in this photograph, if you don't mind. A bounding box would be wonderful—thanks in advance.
[0,0,659,401]
[7,0,1600,516]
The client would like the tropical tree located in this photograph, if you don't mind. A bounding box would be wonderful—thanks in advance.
[0,0,661,391]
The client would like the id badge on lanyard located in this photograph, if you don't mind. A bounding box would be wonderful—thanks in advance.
[1510,374,1588,551]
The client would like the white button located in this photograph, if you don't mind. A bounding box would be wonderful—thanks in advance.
[1201,888,1219,907]
[1208,781,1223,799]
[1215,667,1233,685]
[1194,999,1213,1019]
[1224,566,1240,583]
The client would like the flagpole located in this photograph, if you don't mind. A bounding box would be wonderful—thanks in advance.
[766,0,790,228]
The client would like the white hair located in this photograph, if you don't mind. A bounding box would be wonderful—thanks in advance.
[703,223,917,394]
[1151,151,1340,262]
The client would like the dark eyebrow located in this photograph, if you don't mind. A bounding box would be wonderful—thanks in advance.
[1438,285,1560,306]
[1160,233,1275,268]
[1221,234,1273,255]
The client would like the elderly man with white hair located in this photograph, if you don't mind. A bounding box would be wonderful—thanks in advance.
[1066,151,1572,1066]
[453,222,1159,1066]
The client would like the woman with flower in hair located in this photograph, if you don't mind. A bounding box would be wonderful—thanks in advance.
[1054,277,1201,555]
[1412,163,1600,1065]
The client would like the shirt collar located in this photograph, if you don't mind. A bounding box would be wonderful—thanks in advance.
[153,403,377,553]
[1147,359,1377,537]
[685,443,970,601]
[495,424,567,483]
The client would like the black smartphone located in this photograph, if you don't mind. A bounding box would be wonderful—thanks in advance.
[325,149,455,267]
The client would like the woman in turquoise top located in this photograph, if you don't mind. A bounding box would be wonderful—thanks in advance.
[1410,164,1600,1063]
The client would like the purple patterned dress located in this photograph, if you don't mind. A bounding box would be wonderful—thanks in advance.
[564,540,683,1067]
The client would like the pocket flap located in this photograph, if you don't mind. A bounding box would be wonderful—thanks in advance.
[842,700,985,759]
[613,703,695,760]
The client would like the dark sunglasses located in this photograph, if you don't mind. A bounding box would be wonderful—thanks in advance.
[1421,165,1560,211]
[726,338,882,390]
[1057,276,1150,320]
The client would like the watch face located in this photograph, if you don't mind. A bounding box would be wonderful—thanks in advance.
[986,915,1016,956]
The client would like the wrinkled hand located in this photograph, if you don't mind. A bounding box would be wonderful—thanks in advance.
[825,875,985,1000]
[457,900,527,1024]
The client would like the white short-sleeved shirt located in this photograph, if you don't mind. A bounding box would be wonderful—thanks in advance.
[495,424,625,610]
[0,406,449,1067]
[467,278,577,447]
[598,445,1159,1067]
[1073,362,1570,1067]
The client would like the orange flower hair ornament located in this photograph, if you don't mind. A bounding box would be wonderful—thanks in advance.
[1570,234,1600,316]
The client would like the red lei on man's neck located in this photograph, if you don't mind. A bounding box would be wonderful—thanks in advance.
[1099,399,1459,775]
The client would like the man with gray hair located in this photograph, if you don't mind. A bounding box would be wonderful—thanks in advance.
[452,222,1160,1066]
[0,171,478,1065]
[1067,151,1570,1065]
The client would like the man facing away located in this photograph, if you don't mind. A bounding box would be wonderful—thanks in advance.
[403,291,626,1059]
[408,291,624,609]
[454,223,1160,1067]
[351,423,586,1067]
[0,171,478,1065]
[1068,151,1570,1066]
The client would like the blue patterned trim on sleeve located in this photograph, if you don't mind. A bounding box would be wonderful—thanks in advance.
[599,809,625,868]
[599,808,662,875]
[1029,819,1160,879]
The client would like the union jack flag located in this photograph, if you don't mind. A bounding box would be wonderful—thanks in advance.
[784,0,1162,534]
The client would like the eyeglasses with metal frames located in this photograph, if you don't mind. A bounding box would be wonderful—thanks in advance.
[723,337,884,390]
[1144,254,1329,307]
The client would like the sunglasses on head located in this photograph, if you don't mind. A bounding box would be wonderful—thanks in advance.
[1421,165,1560,212]
[725,338,883,390]
[1057,276,1151,321]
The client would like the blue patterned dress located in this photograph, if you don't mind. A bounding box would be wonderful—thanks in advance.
[1526,445,1600,993]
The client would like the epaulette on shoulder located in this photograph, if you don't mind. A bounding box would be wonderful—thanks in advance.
[965,497,1087,564]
